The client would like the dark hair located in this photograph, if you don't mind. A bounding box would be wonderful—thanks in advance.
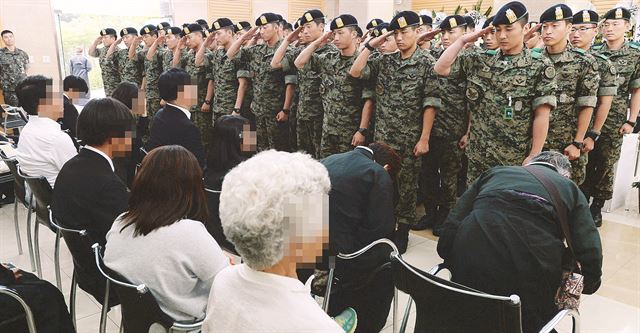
[1,30,13,37]
[313,18,326,25]
[158,68,191,102]
[123,145,208,236]
[369,141,402,206]
[15,75,52,115]
[207,115,250,174]
[63,75,89,93]
[111,82,139,109]
[519,13,530,26]
[77,98,135,146]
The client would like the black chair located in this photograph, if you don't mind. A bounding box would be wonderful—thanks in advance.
[0,285,37,333]
[0,145,23,255]
[204,187,238,255]
[1,153,36,273]
[92,243,203,333]
[391,255,580,333]
[0,104,27,134]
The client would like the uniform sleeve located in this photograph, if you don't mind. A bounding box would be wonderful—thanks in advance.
[597,58,618,96]
[358,54,382,81]
[446,51,472,81]
[306,52,321,72]
[362,82,375,101]
[422,57,442,110]
[630,53,640,90]
[575,57,599,108]
[532,58,558,109]
[284,74,297,85]
[281,47,301,74]
[205,52,215,81]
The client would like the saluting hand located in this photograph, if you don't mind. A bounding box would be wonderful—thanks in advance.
[417,28,441,44]
[368,30,394,49]
[94,36,103,45]
[523,23,542,42]
[243,27,260,42]
[155,35,166,45]
[178,36,188,49]
[115,37,123,46]
[286,26,303,43]
[204,32,216,47]
[313,31,334,48]
[461,26,493,45]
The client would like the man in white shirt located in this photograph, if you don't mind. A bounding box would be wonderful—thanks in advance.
[15,75,76,187]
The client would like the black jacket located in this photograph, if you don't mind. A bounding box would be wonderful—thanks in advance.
[145,104,205,168]
[61,95,79,138]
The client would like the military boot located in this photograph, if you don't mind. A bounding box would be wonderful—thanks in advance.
[590,198,605,227]
[432,205,451,237]
[411,204,438,231]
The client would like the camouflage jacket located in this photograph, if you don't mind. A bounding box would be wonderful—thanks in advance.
[118,46,144,86]
[178,48,212,112]
[205,48,242,115]
[0,47,29,91]
[133,47,165,100]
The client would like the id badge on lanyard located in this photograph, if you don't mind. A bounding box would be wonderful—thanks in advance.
[503,95,514,120]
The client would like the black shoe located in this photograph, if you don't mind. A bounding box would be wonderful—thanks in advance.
[432,206,450,237]
[394,223,410,254]
[590,199,604,228]
[411,214,435,231]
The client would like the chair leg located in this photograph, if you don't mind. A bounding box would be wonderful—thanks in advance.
[54,229,62,291]
[100,279,110,333]
[25,195,35,272]
[13,197,23,254]
[34,216,42,278]
[70,270,77,330]
[322,268,335,313]
[119,319,124,333]
[398,297,413,333]
[392,287,398,333]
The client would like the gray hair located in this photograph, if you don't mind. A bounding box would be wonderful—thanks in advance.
[219,150,330,270]
[529,151,572,178]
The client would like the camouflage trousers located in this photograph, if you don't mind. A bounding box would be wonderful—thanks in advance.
[394,145,421,226]
[255,113,290,152]
[297,116,323,158]
[146,97,162,119]
[581,133,623,201]
[2,90,18,107]
[319,131,353,159]
[289,108,298,152]
[420,137,464,208]
[103,80,118,98]
[191,111,213,149]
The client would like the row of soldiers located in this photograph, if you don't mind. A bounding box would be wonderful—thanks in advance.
[92,1,639,251]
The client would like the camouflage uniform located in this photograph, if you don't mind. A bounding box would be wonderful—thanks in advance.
[449,48,558,183]
[358,48,441,226]
[0,47,29,106]
[306,50,363,158]
[96,47,121,97]
[162,48,175,72]
[133,47,165,117]
[582,42,640,200]
[236,69,256,128]
[539,46,600,185]
[205,48,243,123]
[282,44,334,157]
[118,47,144,86]
[177,49,213,146]
[237,40,291,151]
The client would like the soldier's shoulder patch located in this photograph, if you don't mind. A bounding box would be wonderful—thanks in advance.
[595,53,608,61]
[591,44,604,50]
[544,66,556,79]
[484,49,497,56]
[531,51,542,59]
[628,42,640,50]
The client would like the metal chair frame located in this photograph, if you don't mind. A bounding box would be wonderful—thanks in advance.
[0,285,37,333]
[0,104,26,134]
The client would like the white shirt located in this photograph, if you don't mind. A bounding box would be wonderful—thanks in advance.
[166,102,191,119]
[16,116,77,187]
[202,264,343,333]
[104,216,228,321]
[82,145,114,171]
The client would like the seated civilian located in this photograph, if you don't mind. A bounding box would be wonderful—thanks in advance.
[145,68,204,168]
[15,75,77,187]
[320,142,401,333]
[61,75,88,137]
[105,145,229,321]
[437,152,603,333]
[203,151,347,333]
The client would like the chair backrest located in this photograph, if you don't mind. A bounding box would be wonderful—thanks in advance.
[0,152,28,208]
[91,244,175,333]
[19,168,53,229]
[391,254,523,333]
[0,285,37,333]
[204,188,238,255]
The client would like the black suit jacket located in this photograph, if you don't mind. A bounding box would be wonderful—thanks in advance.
[145,104,205,168]
[61,95,79,138]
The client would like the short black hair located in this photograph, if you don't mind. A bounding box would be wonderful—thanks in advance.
[15,75,52,115]
[111,82,139,109]
[62,75,89,93]
[77,98,135,146]
[1,30,13,37]
[158,68,191,102]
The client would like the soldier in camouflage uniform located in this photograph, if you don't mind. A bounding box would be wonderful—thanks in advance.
[112,27,143,87]
[434,1,558,184]
[295,14,363,158]
[173,23,214,147]
[88,28,120,97]
[417,15,434,51]
[129,24,164,117]
[581,7,640,226]
[0,30,29,106]
[537,5,600,186]
[227,13,293,152]
[272,9,329,158]
[350,11,441,251]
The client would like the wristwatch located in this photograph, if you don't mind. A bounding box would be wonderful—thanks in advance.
[282,109,290,115]
[233,107,241,114]
[625,120,637,127]
[585,129,600,142]
[571,141,584,150]
[357,127,369,136]
[204,99,212,105]
[364,42,375,52]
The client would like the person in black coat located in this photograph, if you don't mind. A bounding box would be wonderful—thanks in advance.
[145,68,205,168]
[319,142,402,333]
[51,97,134,306]
[61,75,88,138]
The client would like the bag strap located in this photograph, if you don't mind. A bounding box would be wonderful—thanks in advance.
[523,166,575,254]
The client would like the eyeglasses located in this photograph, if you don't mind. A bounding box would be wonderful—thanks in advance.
[570,27,595,33]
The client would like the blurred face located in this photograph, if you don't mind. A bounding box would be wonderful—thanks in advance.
[177,84,198,107]
[496,22,526,54]
[187,32,203,49]
[602,19,630,42]
[39,83,64,120]
[1,32,14,47]
[394,26,418,52]
[332,27,356,50]
[236,29,248,40]
[542,20,570,48]
[131,90,145,116]
[569,23,598,49]
[441,27,465,49]
[302,21,324,41]
[165,33,179,49]
[284,193,329,268]
[260,23,278,41]
[142,33,156,47]
[102,35,116,47]
[215,29,233,47]
[122,34,136,47]
[380,34,398,53]
[482,27,498,49]
[241,123,256,152]
[111,131,133,158]
[158,29,166,38]
[416,24,432,35]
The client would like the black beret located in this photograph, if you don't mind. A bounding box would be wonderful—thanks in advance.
[256,13,280,26]
[355,26,363,38]
[166,27,184,37]
[294,17,302,29]
[482,16,495,29]
[493,1,528,26]
[140,24,157,35]
[439,15,467,30]
[389,11,421,30]
[196,19,209,30]
[284,22,293,30]
[100,28,117,37]
[603,7,631,21]
[182,23,189,28]
[540,4,572,23]
[212,18,234,31]
[572,10,598,24]
[236,21,251,31]
[157,22,170,31]
[330,14,358,31]
[464,16,476,28]
[366,18,384,30]
[183,23,203,35]
[276,14,284,23]
[372,22,390,37]
[301,9,324,24]
[120,27,138,37]
[419,15,433,26]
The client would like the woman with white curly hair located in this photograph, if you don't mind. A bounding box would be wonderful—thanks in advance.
[202,150,350,333]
